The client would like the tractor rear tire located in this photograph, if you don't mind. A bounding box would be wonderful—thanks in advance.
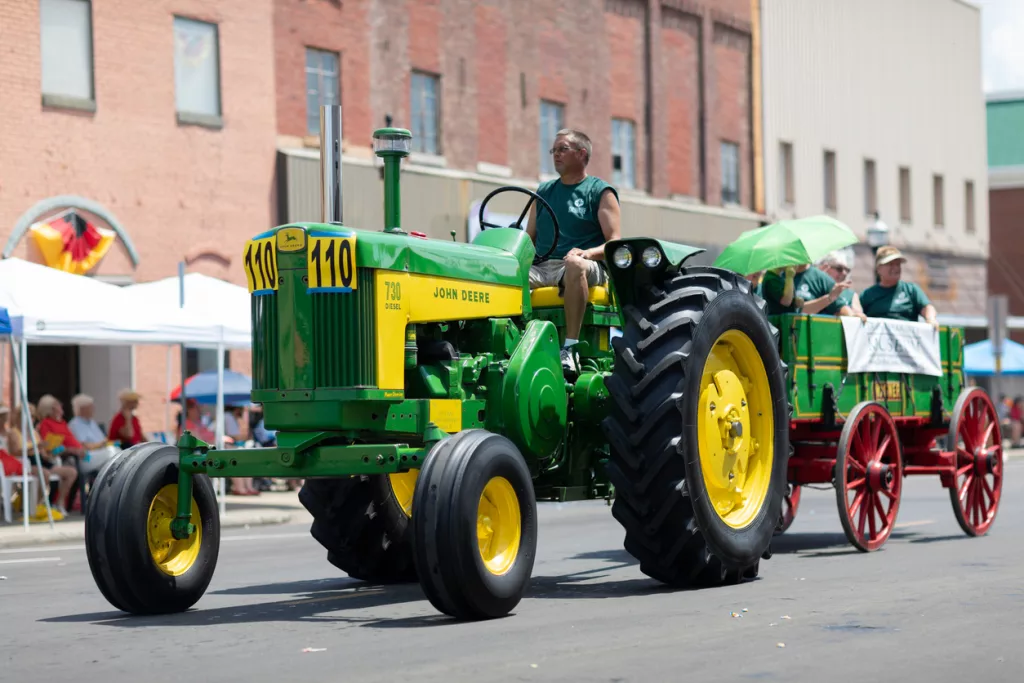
[299,474,417,583]
[602,266,789,587]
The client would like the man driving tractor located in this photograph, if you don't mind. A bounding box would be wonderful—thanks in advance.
[526,129,622,375]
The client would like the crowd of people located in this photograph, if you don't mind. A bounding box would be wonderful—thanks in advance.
[745,245,940,328]
[0,389,142,522]
[0,389,293,524]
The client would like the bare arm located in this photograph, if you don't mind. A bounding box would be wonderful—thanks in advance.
[921,303,939,329]
[581,190,621,261]
[802,281,851,314]
[526,202,537,243]
[779,268,796,307]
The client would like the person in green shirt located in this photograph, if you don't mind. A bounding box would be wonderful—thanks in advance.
[860,246,938,328]
[759,263,862,318]
[527,129,621,376]
[817,250,866,317]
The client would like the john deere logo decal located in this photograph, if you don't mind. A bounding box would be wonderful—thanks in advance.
[277,227,306,252]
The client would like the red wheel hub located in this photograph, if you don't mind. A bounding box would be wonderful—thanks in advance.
[866,462,895,491]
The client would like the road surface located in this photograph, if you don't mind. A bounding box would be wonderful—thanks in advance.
[2,462,1021,682]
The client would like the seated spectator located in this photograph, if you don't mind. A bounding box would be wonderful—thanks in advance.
[7,403,76,520]
[68,393,118,477]
[760,263,855,318]
[817,250,866,318]
[177,399,234,446]
[860,246,939,328]
[108,388,144,448]
[68,394,108,450]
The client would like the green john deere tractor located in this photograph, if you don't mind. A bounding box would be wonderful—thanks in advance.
[84,106,791,620]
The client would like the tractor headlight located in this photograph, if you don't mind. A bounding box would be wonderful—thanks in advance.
[641,246,662,268]
[613,246,633,269]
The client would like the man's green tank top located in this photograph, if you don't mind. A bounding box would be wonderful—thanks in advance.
[534,176,618,260]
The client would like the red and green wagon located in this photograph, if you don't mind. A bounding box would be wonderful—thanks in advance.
[771,313,1003,550]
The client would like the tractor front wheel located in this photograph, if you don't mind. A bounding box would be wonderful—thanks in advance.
[602,266,790,586]
[411,429,538,620]
[84,442,220,614]
[299,472,417,583]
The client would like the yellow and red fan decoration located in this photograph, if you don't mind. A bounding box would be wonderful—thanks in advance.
[30,209,115,275]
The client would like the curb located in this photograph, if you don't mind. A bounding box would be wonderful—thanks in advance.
[0,511,295,550]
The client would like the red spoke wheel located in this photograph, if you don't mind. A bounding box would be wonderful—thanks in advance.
[948,388,1003,537]
[774,484,801,535]
[835,402,903,552]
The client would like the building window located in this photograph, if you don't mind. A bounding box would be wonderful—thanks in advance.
[410,71,440,155]
[306,48,340,136]
[779,141,794,205]
[899,167,912,223]
[173,17,222,121]
[721,141,740,205]
[965,180,975,233]
[539,100,564,176]
[864,158,877,216]
[40,0,94,105]
[933,174,944,228]
[823,150,837,212]
[612,119,636,189]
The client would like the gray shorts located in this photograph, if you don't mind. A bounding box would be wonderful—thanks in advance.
[529,258,608,293]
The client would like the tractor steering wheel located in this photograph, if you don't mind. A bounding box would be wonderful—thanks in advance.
[477,186,559,264]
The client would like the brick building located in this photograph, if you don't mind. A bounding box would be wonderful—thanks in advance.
[0,0,763,433]
[0,0,276,429]
[273,0,765,257]
[986,92,1024,343]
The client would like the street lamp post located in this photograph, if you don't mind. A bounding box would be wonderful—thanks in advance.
[866,211,889,285]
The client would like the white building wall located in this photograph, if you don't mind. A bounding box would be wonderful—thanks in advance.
[761,0,989,260]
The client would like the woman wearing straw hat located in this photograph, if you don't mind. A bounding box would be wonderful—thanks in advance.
[860,246,939,329]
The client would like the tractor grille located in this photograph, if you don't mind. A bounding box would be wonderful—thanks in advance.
[251,294,279,390]
[311,268,377,388]
[251,269,377,391]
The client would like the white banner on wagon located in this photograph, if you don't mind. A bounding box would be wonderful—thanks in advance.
[841,317,942,377]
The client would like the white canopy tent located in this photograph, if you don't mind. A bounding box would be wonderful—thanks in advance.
[121,272,251,348]
[0,257,230,347]
[0,258,245,528]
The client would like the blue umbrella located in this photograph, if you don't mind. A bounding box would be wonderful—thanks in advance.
[171,369,252,405]
[963,338,1024,376]
[0,307,10,336]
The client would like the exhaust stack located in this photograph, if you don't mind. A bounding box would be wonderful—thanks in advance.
[319,105,343,225]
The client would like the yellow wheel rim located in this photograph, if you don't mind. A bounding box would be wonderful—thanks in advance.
[388,470,418,517]
[146,483,202,576]
[477,476,521,575]
[697,329,775,529]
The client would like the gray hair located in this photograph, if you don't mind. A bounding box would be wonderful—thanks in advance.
[817,249,850,270]
[71,393,94,415]
[554,128,592,166]
[36,394,61,420]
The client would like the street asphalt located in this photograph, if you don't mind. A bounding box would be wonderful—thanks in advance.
[2,462,1022,682]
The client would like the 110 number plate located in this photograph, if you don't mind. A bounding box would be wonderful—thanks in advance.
[307,231,358,292]
[243,235,278,295]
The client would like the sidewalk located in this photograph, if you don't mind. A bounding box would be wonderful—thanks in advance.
[0,490,312,549]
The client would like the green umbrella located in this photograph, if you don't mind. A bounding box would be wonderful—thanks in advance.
[713,215,858,276]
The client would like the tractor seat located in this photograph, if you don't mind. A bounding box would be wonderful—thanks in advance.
[530,286,610,308]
